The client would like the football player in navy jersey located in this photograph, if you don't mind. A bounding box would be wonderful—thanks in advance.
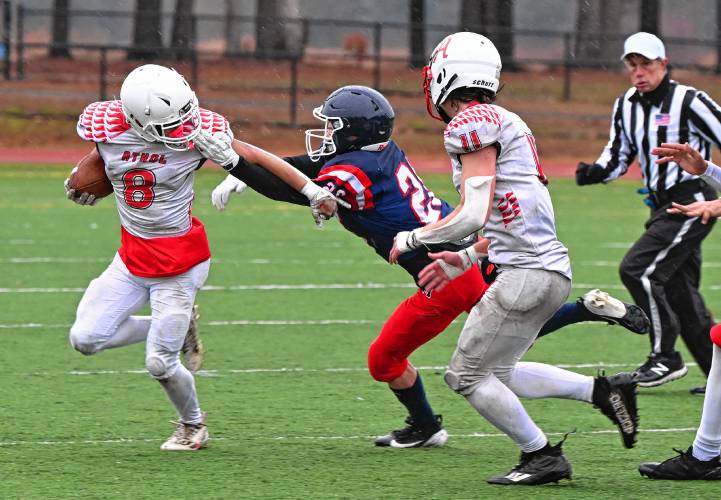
[199,85,647,450]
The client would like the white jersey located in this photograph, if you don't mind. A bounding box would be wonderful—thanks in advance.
[77,100,232,238]
[444,103,571,278]
[76,100,233,277]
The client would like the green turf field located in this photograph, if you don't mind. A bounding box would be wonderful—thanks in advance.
[1,164,719,499]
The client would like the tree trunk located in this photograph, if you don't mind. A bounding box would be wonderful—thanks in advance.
[224,0,242,57]
[50,0,71,58]
[575,0,623,65]
[409,0,425,68]
[717,0,721,73]
[495,0,514,70]
[640,0,661,35]
[171,0,195,61]
[128,0,163,60]
[255,0,300,60]
[459,0,486,33]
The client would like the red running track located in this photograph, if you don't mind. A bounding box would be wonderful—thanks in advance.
[0,147,642,179]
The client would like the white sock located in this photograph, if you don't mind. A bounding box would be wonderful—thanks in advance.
[466,374,548,453]
[693,345,721,461]
[509,362,594,402]
[159,364,202,425]
[102,316,151,349]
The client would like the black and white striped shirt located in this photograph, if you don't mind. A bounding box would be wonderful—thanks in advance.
[595,75,721,192]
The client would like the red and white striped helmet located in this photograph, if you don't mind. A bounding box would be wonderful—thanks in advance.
[423,32,502,121]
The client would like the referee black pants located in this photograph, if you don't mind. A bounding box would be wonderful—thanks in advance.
[619,182,716,376]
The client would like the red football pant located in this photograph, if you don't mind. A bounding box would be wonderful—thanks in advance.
[367,265,489,382]
[711,324,721,347]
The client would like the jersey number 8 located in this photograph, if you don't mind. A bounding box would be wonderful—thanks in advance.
[123,168,157,209]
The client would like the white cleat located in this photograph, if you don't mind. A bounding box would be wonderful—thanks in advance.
[160,413,208,451]
[580,289,650,334]
[182,304,204,373]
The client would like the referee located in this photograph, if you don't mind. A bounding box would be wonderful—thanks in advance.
[576,32,720,392]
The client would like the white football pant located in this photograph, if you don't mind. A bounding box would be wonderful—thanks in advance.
[445,267,571,453]
[69,253,210,425]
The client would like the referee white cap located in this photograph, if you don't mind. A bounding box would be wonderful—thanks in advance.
[621,32,666,60]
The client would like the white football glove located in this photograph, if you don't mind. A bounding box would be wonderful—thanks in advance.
[300,181,351,227]
[437,245,480,280]
[64,167,99,206]
[394,229,421,254]
[194,131,239,170]
[211,174,248,210]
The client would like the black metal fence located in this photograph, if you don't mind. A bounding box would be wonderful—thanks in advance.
[3,2,721,126]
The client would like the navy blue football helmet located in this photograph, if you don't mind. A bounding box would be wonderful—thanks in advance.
[305,85,395,161]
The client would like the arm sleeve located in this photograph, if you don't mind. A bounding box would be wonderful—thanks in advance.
[282,154,329,178]
[687,91,721,148]
[594,96,636,182]
[701,161,721,191]
[229,157,309,206]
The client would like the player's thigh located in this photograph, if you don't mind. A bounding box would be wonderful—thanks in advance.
[453,268,570,376]
[146,259,210,352]
[374,268,485,359]
[73,254,148,341]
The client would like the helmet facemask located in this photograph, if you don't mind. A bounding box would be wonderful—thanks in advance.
[305,106,345,161]
[126,96,201,152]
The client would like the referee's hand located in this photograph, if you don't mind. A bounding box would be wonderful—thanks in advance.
[575,162,607,185]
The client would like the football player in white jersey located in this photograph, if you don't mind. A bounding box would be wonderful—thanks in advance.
[64,64,341,451]
[389,32,638,485]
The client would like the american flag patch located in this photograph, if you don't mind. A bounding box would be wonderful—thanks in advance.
[655,113,671,126]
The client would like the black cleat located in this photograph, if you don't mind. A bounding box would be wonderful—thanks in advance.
[690,385,706,396]
[592,372,639,448]
[633,352,688,387]
[579,289,650,334]
[639,447,721,480]
[487,438,572,485]
[374,415,448,448]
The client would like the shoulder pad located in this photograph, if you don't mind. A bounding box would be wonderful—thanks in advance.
[77,100,131,142]
[199,109,233,139]
[444,104,501,155]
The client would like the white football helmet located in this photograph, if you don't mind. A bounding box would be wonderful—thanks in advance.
[423,32,502,121]
[120,64,201,151]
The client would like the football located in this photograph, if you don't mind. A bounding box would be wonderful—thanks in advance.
[68,150,113,198]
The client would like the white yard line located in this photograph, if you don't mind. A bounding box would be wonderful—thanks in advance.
[6,282,721,294]
[0,319,383,329]
[6,256,721,267]
[0,257,376,265]
[0,427,697,447]
[26,361,696,377]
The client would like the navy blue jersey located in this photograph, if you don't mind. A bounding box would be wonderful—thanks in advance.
[315,141,476,282]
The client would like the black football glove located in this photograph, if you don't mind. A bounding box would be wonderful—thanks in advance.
[480,257,498,286]
[575,162,607,186]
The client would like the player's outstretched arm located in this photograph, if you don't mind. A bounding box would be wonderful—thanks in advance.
[195,132,347,226]
[211,153,328,210]
[667,199,721,224]
[652,142,721,191]
[651,142,707,175]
